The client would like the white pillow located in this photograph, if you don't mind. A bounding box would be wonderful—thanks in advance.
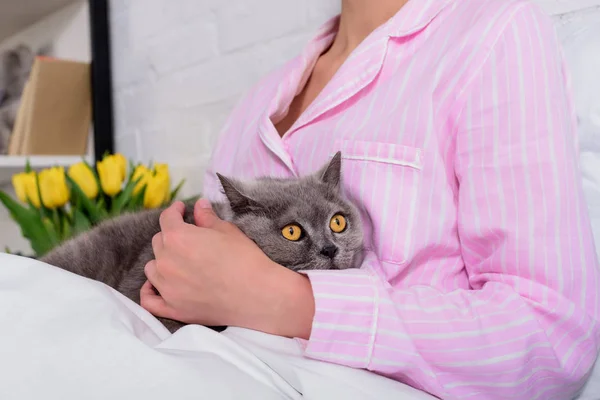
[557,13,600,254]
[555,12,600,400]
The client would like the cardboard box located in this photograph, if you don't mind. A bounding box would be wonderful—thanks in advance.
[8,57,91,155]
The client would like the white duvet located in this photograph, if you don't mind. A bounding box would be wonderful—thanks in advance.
[0,253,436,400]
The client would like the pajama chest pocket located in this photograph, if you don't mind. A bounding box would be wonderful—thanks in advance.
[332,139,423,267]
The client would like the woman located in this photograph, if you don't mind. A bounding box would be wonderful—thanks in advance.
[141,0,600,398]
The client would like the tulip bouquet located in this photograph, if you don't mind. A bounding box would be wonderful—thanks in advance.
[0,153,185,257]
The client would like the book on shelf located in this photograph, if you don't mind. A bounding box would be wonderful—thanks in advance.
[7,57,91,156]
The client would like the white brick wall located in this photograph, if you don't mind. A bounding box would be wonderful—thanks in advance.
[109,0,340,198]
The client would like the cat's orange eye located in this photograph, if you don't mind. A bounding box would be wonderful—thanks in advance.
[282,224,303,241]
[330,214,347,233]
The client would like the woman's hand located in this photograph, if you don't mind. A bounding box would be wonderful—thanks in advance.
[140,200,315,339]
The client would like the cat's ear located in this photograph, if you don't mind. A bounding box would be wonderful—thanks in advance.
[216,173,261,214]
[316,151,342,191]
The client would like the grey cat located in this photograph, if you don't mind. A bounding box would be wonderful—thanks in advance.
[41,152,364,333]
[0,44,49,154]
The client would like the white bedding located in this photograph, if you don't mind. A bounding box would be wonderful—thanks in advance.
[0,253,436,400]
[553,11,600,400]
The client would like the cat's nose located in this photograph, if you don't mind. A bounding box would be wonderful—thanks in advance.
[320,245,338,259]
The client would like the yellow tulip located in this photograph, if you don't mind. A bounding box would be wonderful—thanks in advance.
[11,171,40,208]
[132,165,151,195]
[97,155,125,196]
[153,164,171,200]
[143,169,170,209]
[68,162,98,199]
[12,172,30,203]
[39,167,70,209]
[154,163,168,175]
[113,153,127,180]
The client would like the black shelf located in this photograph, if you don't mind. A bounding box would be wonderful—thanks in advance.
[88,0,114,160]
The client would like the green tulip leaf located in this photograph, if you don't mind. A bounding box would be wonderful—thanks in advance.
[66,175,104,224]
[0,190,56,256]
[51,208,61,236]
[62,221,72,240]
[97,196,106,211]
[72,208,91,236]
[42,216,60,247]
[169,179,186,202]
[111,176,141,215]
[56,208,72,240]
[129,184,147,211]
[127,160,137,181]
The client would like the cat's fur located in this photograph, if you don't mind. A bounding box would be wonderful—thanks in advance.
[41,152,364,333]
[0,44,49,154]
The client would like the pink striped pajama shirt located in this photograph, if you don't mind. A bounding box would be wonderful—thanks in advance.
[203,0,600,398]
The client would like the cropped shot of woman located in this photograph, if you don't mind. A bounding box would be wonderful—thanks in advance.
[140,0,600,398]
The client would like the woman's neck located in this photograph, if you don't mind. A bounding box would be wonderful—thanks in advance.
[328,0,409,57]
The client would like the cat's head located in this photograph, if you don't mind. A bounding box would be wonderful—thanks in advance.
[217,152,363,271]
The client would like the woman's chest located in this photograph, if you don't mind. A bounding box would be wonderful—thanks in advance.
[223,82,457,269]
[217,37,463,268]
[286,88,455,267]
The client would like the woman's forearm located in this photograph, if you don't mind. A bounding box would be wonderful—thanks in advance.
[237,262,315,340]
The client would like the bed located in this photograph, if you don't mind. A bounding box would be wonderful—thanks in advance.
[0,252,437,400]
[1,7,599,400]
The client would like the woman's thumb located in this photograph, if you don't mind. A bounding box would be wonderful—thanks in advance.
[194,198,221,228]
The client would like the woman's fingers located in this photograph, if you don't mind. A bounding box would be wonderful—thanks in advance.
[159,201,186,233]
[139,279,175,319]
[151,232,163,257]
[143,259,167,301]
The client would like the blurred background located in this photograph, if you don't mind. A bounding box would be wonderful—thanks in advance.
[108,0,339,195]
[0,0,599,258]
